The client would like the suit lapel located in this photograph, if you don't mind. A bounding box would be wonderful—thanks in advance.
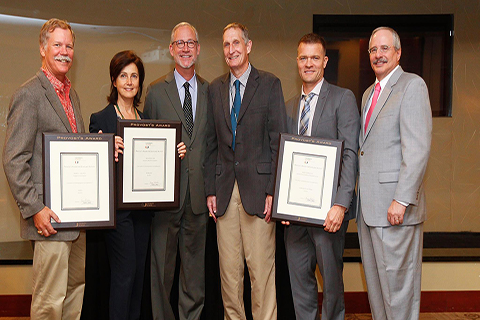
[70,91,84,133]
[38,71,73,133]
[310,80,329,136]
[360,84,374,143]
[220,73,233,133]
[366,86,391,135]
[290,95,302,135]
[237,67,259,123]
[191,75,207,143]
[164,71,188,135]
[363,67,404,141]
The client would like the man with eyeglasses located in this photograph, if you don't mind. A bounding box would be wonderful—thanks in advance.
[144,22,209,320]
[357,26,432,320]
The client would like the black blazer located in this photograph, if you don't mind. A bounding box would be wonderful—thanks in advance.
[89,103,143,134]
[204,65,287,218]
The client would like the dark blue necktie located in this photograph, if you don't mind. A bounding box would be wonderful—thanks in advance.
[231,80,241,150]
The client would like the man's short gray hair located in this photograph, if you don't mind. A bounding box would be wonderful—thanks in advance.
[369,26,401,51]
[170,22,199,43]
[223,22,250,44]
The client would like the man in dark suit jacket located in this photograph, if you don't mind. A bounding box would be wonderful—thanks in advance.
[143,22,209,320]
[204,22,287,320]
[357,27,432,320]
[284,33,359,320]
[3,19,86,319]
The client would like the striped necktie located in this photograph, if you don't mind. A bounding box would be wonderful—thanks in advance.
[299,92,314,136]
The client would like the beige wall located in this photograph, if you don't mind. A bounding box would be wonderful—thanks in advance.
[1,0,479,291]
[2,1,479,239]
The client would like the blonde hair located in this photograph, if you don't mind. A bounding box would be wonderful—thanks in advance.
[39,18,75,50]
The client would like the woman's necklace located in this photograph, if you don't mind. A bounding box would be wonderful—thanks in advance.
[115,104,138,120]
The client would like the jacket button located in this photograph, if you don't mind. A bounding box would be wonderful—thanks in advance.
[360,151,364,156]
[235,161,239,166]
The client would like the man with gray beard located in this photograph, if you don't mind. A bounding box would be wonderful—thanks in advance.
[144,22,209,320]
[3,18,85,320]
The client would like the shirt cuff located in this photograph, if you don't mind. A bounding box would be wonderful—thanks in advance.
[395,199,408,207]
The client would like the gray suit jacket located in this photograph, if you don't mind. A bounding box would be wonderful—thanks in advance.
[286,80,360,220]
[144,71,209,214]
[358,67,432,227]
[3,70,85,241]
[204,65,287,218]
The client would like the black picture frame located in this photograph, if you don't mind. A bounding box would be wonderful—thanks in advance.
[116,119,181,210]
[43,133,115,229]
[272,133,343,226]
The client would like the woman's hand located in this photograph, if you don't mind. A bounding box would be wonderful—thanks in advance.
[177,142,186,160]
[98,130,123,162]
[114,136,124,162]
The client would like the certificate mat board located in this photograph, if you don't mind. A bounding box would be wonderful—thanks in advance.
[117,120,181,210]
[272,133,343,226]
[43,133,115,229]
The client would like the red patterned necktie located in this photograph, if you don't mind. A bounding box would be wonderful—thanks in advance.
[365,82,381,134]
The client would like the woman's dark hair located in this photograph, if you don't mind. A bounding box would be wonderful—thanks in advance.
[107,50,145,107]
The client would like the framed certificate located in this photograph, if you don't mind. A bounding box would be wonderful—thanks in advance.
[43,133,115,229]
[272,133,343,226]
[117,120,181,210]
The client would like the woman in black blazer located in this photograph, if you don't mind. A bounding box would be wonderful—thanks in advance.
[86,50,150,320]
[84,51,185,320]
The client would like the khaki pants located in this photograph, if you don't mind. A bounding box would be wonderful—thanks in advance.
[216,181,276,320]
[31,231,86,320]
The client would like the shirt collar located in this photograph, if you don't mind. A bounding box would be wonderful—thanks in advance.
[301,78,324,98]
[230,63,251,88]
[42,68,71,92]
[376,65,400,89]
[174,69,197,93]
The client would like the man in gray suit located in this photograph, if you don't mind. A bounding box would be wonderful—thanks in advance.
[3,19,85,320]
[204,22,286,320]
[144,22,209,320]
[284,33,359,320]
[357,27,432,320]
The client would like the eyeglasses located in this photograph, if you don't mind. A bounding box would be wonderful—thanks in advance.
[171,40,198,48]
[368,45,392,55]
